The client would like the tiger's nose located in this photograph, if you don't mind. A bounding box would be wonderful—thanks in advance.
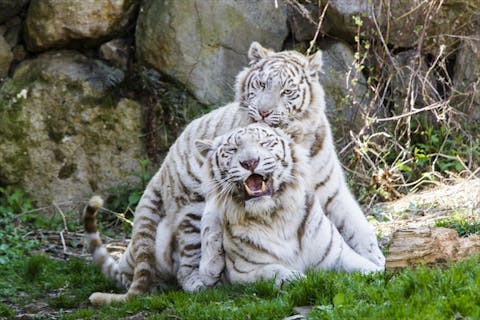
[259,110,272,118]
[240,158,259,171]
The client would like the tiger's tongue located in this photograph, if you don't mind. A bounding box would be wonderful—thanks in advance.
[244,174,265,196]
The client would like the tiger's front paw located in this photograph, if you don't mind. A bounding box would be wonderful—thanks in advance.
[359,243,386,270]
[199,257,224,287]
[265,265,305,287]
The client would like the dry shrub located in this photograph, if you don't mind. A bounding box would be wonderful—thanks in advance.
[289,0,480,206]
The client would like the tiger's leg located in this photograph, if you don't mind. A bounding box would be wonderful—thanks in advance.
[322,175,385,268]
[121,182,165,301]
[176,204,206,292]
[226,259,304,287]
[300,198,383,274]
[311,128,384,268]
[199,204,225,287]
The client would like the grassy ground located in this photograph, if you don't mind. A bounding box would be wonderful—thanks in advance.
[0,187,479,319]
[1,254,479,319]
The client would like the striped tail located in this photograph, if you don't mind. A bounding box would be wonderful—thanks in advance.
[83,196,124,288]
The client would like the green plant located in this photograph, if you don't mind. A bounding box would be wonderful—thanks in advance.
[0,187,39,264]
[107,159,152,214]
[435,213,480,237]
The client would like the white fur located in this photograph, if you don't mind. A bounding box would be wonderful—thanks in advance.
[199,125,383,286]
[84,42,384,304]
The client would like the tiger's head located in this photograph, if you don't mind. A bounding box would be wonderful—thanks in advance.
[235,42,324,128]
[196,124,307,216]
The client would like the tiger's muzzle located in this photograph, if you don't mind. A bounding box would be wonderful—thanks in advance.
[242,173,273,200]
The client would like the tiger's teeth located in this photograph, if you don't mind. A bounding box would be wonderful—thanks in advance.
[260,181,266,192]
[244,183,253,195]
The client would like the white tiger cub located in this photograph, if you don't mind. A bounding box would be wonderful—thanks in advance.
[197,124,382,286]
[83,42,383,304]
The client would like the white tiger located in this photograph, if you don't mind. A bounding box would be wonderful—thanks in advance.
[197,124,382,286]
[83,42,384,304]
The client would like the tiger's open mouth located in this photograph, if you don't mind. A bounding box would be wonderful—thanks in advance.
[243,174,273,200]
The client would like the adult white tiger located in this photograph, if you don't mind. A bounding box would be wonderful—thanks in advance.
[197,124,382,287]
[83,42,384,304]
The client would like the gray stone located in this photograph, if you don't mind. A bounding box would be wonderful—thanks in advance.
[287,1,326,42]
[136,0,289,106]
[453,30,480,120]
[100,38,131,69]
[0,51,145,208]
[318,40,370,137]
[0,34,12,77]
[24,0,138,51]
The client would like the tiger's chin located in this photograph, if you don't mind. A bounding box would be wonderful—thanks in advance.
[244,196,277,216]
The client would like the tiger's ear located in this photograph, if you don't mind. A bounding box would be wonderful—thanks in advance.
[248,42,273,63]
[307,50,323,77]
[195,139,215,157]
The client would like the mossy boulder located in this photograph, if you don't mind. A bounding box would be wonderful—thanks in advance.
[0,51,145,208]
[136,0,289,106]
[24,0,139,51]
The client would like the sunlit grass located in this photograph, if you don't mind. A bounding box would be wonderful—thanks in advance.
[2,254,478,319]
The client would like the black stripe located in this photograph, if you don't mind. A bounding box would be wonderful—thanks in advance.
[138,215,158,227]
[297,193,314,249]
[324,188,339,212]
[227,254,250,274]
[316,222,334,266]
[179,219,200,234]
[185,212,201,221]
[136,203,158,212]
[185,158,202,185]
[228,245,268,267]
[310,125,326,158]
[183,243,201,251]
[133,228,156,241]
[314,163,334,190]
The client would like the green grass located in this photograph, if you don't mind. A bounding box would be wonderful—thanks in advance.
[1,254,479,319]
[1,188,479,319]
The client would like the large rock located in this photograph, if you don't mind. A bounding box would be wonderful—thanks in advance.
[318,40,370,137]
[136,0,289,106]
[0,0,29,24]
[24,0,139,51]
[0,51,145,208]
[0,34,13,77]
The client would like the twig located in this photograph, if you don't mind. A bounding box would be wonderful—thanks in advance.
[53,202,69,232]
[306,1,329,55]
[368,102,448,123]
[60,230,68,254]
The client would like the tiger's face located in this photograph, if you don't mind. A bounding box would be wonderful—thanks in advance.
[236,42,323,128]
[197,124,295,216]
